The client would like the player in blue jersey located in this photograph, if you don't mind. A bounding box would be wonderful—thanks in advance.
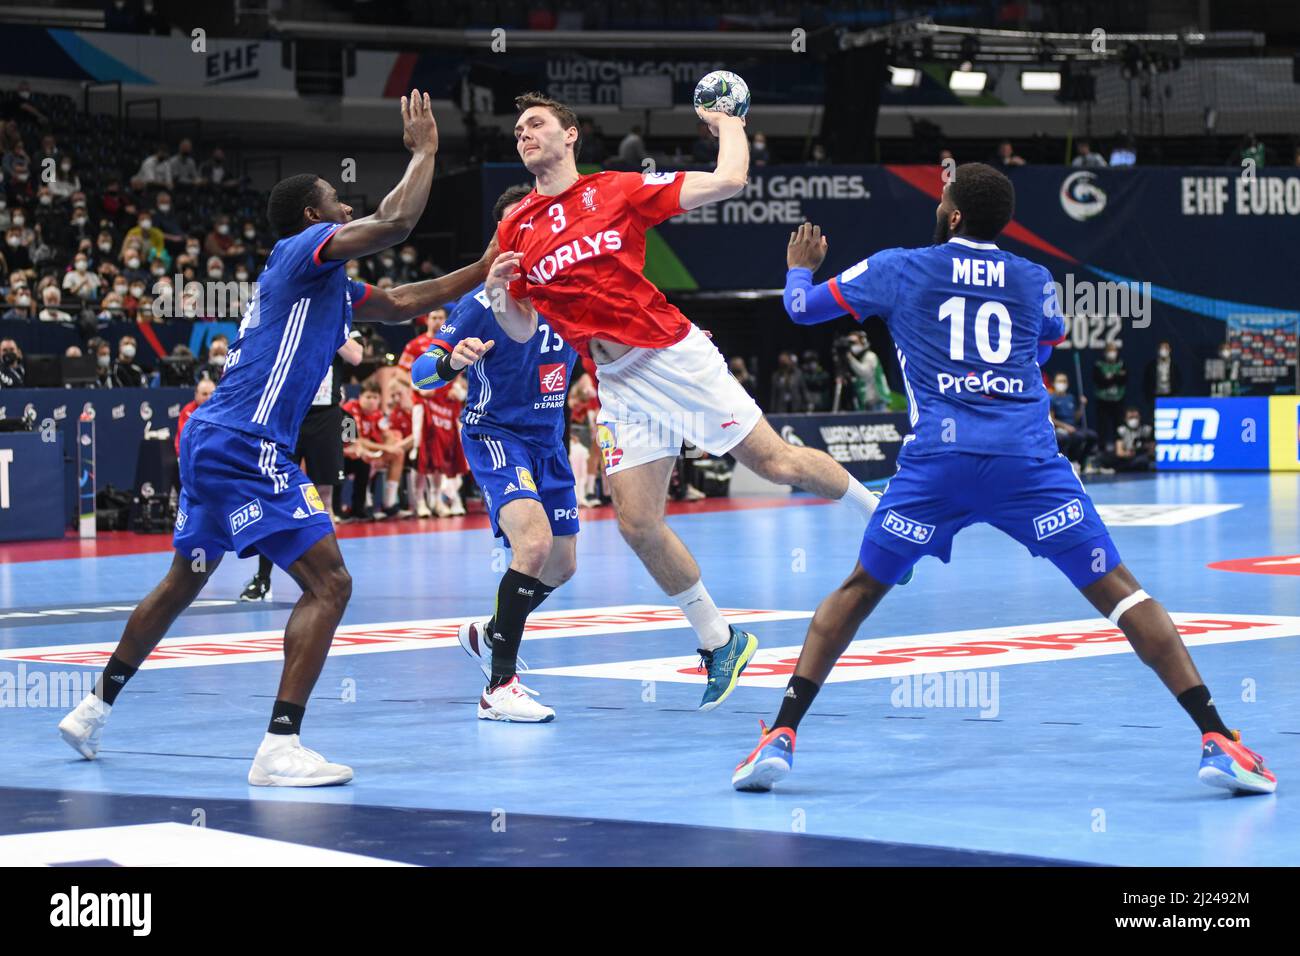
[59,91,500,786]
[411,184,578,722]
[731,163,1275,795]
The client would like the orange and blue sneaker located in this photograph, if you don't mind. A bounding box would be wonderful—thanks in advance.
[697,626,758,712]
[732,721,796,792]
[1198,731,1277,794]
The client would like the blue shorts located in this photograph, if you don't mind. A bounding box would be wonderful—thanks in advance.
[463,431,580,544]
[174,419,334,572]
[859,452,1120,589]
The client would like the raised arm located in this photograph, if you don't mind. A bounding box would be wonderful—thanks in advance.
[319,91,439,263]
[678,114,749,210]
[783,222,848,326]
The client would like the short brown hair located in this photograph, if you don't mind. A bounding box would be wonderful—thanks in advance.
[514,91,580,159]
[361,376,383,396]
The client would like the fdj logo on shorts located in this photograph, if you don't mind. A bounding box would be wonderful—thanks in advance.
[515,467,537,493]
[299,483,326,515]
[229,499,264,535]
[1034,497,1084,541]
[174,509,187,532]
[882,509,935,544]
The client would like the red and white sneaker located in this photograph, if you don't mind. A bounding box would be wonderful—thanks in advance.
[478,677,555,723]
[1199,730,1277,794]
[456,619,528,681]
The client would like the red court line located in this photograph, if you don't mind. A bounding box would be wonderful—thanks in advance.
[0,497,832,565]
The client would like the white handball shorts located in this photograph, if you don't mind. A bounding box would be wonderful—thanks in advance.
[594,324,763,474]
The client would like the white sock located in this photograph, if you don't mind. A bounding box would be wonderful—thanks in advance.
[670,579,731,651]
[839,480,880,521]
[384,480,399,508]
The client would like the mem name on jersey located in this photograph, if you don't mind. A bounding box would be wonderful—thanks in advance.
[826,236,1065,460]
[191,222,370,448]
[495,170,691,355]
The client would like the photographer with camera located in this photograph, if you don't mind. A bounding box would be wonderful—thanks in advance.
[833,330,890,412]
[0,338,24,388]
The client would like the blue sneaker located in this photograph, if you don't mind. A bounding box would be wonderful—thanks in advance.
[696,626,758,712]
[732,721,796,792]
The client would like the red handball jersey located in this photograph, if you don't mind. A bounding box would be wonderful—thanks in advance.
[496,170,691,354]
[341,399,384,442]
[399,331,439,373]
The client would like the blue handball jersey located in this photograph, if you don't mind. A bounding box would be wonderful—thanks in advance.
[829,236,1065,460]
[432,284,578,450]
[191,222,356,449]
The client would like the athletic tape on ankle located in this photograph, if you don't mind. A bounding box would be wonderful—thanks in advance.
[1108,589,1151,626]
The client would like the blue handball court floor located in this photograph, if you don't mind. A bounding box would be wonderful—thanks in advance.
[0,472,1296,866]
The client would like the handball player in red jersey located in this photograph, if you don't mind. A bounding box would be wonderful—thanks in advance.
[485,92,887,712]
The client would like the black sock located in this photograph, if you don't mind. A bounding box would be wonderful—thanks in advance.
[488,568,541,690]
[1177,685,1232,738]
[96,654,138,706]
[257,555,273,583]
[773,676,820,733]
[530,584,556,612]
[268,700,306,735]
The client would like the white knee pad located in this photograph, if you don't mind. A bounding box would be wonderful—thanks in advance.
[1108,589,1152,627]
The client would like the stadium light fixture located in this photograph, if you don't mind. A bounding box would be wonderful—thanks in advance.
[949,68,988,94]
[889,65,922,87]
[1020,70,1062,92]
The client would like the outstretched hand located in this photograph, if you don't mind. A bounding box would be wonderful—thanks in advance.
[788,221,828,271]
[401,89,438,155]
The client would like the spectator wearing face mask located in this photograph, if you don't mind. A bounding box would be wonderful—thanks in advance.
[99,179,131,222]
[1143,340,1182,406]
[238,220,267,267]
[151,191,185,246]
[132,143,173,191]
[751,132,770,167]
[3,276,34,319]
[4,82,48,125]
[1103,407,1154,472]
[97,292,124,322]
[0,339,24,387]
[371,250,398,282]
[396,244,420,283]
[91,342,116,387]
[200,335,229,383]
[62,251,102,300]
[7,206,33,248]
[50,156,80,201]
[1205,342,1242,398]
[845,332,891,412]
[118,241,150,287]
[1049,372,1099,471]
[3,227,30,271]
[204,255,227,283]
[1092,344,1128,452]
[112,334,148,387]
[204,215,244,262]
[34,186,62,238]
[39,285,71,323]
[123,210,166,260]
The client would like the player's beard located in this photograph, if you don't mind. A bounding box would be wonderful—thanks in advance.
[932,212,951,244]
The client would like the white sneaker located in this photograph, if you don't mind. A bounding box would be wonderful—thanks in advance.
[433,497,452,518]
[446,493,466,516]
[247,733,353,787]
[477,677,555,723]
[58,693,111,760]
[456,619,529,680]
[415,501,431,518]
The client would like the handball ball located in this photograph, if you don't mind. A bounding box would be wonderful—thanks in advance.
[693,70,750,121]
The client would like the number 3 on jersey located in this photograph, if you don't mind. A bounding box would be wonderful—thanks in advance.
[548,203,566,233]
[938,295,1012,364]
